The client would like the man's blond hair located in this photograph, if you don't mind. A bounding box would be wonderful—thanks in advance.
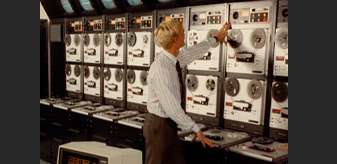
[154,20,182,50]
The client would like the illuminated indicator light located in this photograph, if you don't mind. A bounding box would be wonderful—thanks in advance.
[229,55,235,59]
[129,52,132,55]
[105,85,108,88]
[129,104,131,107]
[276,56,285,60]
[79,94,82,98]
[71,23,75,27]
[273,109,281,113]
[263,18,267,22]
[85,82,87,85]
[121,103,123,106]
[67,80,69,82]
[275,132,278,135]
[255,128,258,131]
[228,123,231,126]
[67,50,69,52]
[226,102,232,106]
[263,13,266,17]
[105,51,108,54]
[212,120,215,123]
[187,97,193,100]
[128,88,132,91]
[85,51,88,53]
[90,22,94,26]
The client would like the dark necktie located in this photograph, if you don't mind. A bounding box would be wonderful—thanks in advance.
[175,60,184,109]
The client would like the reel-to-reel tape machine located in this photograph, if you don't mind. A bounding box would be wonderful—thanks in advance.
[127,11,156,67]
[103,66,125,107]
[126,69,148,111]
[83,16,104,64]
[273,0,288,77]
[104,14,127,65]
[185,74,220,125]
[269,81,288,140]
[226,1,273,75]
[65,63,83,95]
[83,65,103,102]
[65,18,84,62]
[188,4,227,72]
[224,77,267,134]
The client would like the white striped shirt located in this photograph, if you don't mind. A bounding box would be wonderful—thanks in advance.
[147,38,217,133]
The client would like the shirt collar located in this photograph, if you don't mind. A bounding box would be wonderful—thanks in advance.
[161,48,177,65]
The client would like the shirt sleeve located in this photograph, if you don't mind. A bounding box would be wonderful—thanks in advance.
[177,37,217,68]
[151,69,200,133]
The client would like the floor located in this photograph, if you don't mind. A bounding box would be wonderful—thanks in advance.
[40,159,50,164]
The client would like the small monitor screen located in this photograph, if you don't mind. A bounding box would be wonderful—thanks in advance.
[60,0,74,13]
[101,0,116,9]
[158,0,174,3]
[127,0,143,6]
[79,0,94,11]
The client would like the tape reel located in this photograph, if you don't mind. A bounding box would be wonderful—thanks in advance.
[93,66,100,80]
[186,75,198,92]
[275,27,288,49]
[83,34,90,47]
[84,65,90,78]
[74,65,81,77]
[224,78,240,97]
[93,34,100,47]
[252,137,273,144]
[74,34,80,46]
[103,67,111,81]
[247,79,263,99]
[65,64,71,76]
[188,30,199,46]
[104,33,111,46]
[115,68,123,82]
[126,69,136,84]
[271,82,288,102]
[65,34,71,46]
[250,28,266,49]
[207,29,219,47]
[115,33,123,47]
[227,29,242,48]
[140,71,148,86]
[206,78,216,91]
[127,32,137,47]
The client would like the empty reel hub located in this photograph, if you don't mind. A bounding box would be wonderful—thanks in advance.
[250,28,266,49]
[103,67,111,81]
[271,82,288,102]
[126,69,136,84]
[188,30,199,46]
[225,78,240,97]
[186,75,198,92]
[115,68,123,82]
[227,29,242,48]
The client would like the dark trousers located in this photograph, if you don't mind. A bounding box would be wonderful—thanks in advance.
[143,113,186,164]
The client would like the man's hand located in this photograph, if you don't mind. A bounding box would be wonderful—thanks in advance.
[215,22,231,43]
[192,130,215,148]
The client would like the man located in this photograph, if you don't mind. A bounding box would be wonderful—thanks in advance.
[144,19,230,164]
